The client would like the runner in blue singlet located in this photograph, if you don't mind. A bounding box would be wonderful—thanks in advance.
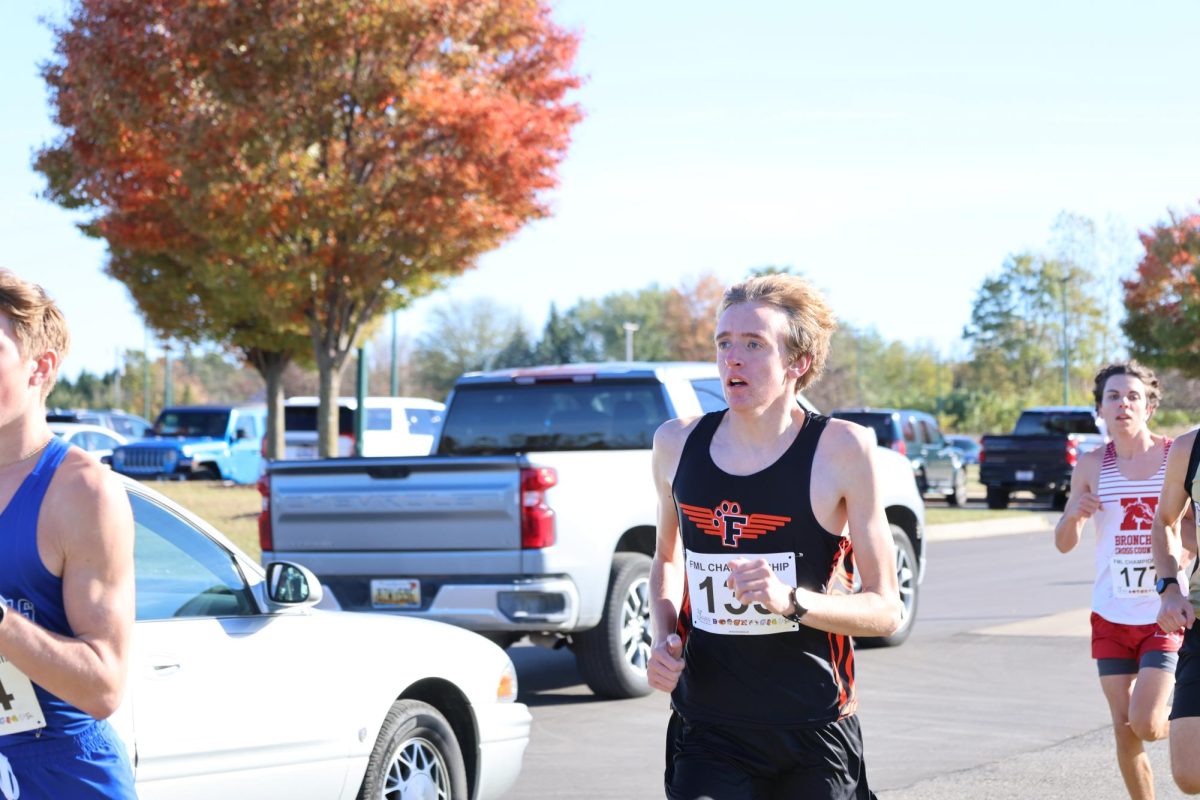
[0,269,136,798]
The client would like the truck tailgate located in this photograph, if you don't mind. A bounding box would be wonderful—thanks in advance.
[268,456,523,552]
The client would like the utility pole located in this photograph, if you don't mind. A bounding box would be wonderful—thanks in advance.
[1059,275,1070,405]
[390,310,399,397]
[162,342,174,408]
[142,325,151,419]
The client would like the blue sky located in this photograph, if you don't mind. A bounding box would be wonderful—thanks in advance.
[7,1,1200,380]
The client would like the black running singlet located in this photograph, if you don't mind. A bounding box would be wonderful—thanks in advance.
[670,410,857,728]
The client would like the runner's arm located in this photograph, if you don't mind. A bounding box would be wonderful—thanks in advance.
[0,457,135,719]
[789,423,901,638]
[1054,450,1101,553]
[1154,431,1198,632]
[647,419,691,692]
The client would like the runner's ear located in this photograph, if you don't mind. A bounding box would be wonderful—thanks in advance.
[788,354,812,380]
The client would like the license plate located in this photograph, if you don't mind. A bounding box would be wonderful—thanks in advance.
[371,579,421,609]
[1015,470,1034,481]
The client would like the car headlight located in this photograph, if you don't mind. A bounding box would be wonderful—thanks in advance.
[162,450,179,470]
[497,660,518,703]
[112,450,125,468]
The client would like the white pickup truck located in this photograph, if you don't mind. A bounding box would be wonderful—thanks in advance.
[260,362,926,698]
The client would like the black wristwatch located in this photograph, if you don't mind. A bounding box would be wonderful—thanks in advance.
[0,598,7,626]
[1156,577,1180,595]
[782,587,808,623]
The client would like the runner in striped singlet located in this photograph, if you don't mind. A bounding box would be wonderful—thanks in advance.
[1151,426,1200,794]
[1055,361,1188,800]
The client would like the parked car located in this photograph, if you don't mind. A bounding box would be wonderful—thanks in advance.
[946,434,982,466]
[831,407,967,506]
[48,421,128,461]
[979,406,1106,510]
[46,407,154,438]
[281,396,445,458]
[111,405,265,484]
[113,476,530,799]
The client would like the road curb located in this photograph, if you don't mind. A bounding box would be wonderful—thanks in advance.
[926,512,1058,542]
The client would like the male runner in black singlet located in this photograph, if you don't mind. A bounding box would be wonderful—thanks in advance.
[1152,426,1200,793]
[647,273,901,800]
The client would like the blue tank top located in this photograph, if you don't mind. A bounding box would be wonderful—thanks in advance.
[0,436,98,743]
[670,410,858,728]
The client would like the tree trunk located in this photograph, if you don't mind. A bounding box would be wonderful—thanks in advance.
[316,353,352,458]
[243,348,291,461]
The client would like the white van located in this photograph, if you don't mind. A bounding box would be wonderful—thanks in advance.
[282,396,445,459]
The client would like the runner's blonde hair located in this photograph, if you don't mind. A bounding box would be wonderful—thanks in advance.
[719,274,837,392]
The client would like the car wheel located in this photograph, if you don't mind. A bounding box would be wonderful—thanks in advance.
[986,486,1009,510]
[947,469,968,507]
[573,552,653,699]
[193,464,220,481]
[357,699,467,800]
[859,524,918,648]
[1051,491,1068,511]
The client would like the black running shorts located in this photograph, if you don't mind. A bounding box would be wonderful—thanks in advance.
[665,711,877,800]
[1172,624,1200,720]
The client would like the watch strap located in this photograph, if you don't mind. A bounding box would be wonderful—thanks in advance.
[782,586,807,623]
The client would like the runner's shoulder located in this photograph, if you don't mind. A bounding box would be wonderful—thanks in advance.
[44,449,131,535]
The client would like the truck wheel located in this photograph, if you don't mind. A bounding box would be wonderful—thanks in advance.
[357,699,467,800]
[947,468,968,507]
[986,487,1009,510]
[859,524,918,648]
[573,552,653,699]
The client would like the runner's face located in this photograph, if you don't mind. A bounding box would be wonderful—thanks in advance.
[714,301,801,410]
[1099,374,1152,437]
[0,313,41,422]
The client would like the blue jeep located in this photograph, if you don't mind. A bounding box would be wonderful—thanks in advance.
[111,405,266,484]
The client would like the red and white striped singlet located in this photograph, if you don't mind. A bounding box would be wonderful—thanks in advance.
[1091,438,1182,624]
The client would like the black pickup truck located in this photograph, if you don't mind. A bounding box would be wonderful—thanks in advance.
[980,407,1106,510]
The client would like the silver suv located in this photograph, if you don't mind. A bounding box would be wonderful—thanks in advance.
[832,408,968,506]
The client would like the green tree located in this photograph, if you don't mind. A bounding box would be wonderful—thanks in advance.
[961,251,1107,430]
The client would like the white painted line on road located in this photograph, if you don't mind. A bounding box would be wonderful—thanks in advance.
[972,607,1091,638]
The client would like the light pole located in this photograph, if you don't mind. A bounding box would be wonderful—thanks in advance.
[162,342,174,408]
[622,321,639,362]
[390,310,399,397]
[1059,275,1070,405]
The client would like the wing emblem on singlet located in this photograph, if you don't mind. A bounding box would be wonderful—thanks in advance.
[678,500,792,547]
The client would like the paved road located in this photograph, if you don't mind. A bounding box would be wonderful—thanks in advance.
[504,512,1188,799]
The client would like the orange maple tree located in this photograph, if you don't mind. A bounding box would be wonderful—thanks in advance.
[1123,212,1200,378]
[38,0,582,454]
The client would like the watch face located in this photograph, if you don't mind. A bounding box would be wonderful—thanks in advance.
[1157,577,1177,594]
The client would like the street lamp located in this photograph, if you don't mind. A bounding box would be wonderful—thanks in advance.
[162,342,174,408]
[622,321,639,362]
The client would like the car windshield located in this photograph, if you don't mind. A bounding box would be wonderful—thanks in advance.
[1013,412,1100,436]
[831,412,896,447]
[284,405,356,434]
[154,410,231,438]
[438,380,669,455]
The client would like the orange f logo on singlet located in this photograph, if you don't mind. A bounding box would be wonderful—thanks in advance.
[1119,496,1158,531]
[678,500,791,547]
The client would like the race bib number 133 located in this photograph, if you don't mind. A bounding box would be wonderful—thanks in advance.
[685,550,798,636]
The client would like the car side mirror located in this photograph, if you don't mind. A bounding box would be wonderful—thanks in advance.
[264,561,323,608]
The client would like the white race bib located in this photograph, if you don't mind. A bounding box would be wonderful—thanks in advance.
[685,550,798,635]
[0,655,46,736]
[1110,553,1156,598]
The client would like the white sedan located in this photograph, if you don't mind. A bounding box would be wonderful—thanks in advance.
[48,421,128,461]
[113,478,531,799]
